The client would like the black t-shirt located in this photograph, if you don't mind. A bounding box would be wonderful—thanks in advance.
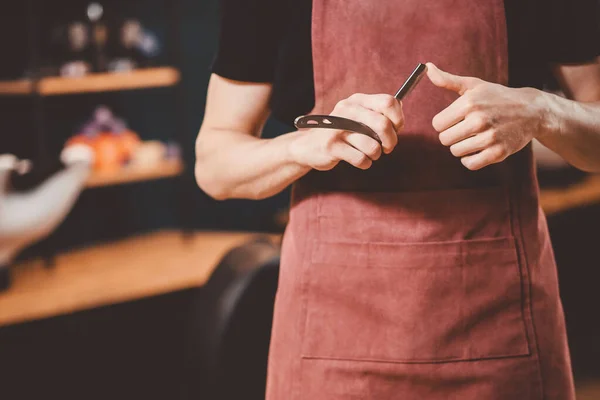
[212,0,599,127]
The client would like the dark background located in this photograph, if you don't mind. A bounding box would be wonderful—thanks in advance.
[0,0,291,259]
[0,2,289,398]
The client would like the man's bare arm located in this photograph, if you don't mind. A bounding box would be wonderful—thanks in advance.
[537,60,600,172]
[195,75,404,200]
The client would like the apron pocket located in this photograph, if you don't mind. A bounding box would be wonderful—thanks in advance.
[301,237,530,363]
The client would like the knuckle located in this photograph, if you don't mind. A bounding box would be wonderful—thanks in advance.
[380,94,397,109]
[463,96,479,113]
[391,129,400,143]
[384,134,399,154]
[348,93,363,102]
[493,146,508,161]
[375,116,393,133]
[334,99,351,112]
[471,113,489,131]
[482,131,496,147]
[397,116,405,130]
[469,81,488,94]
[356,153,370,167]
[366,142,382,160]
[469,83,483,94]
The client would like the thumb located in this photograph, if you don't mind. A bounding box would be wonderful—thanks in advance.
[426,62,481,95]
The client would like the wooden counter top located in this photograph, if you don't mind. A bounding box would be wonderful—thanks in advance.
[540,174,600,215]
[2,173,599,327]
[0,230,280,327]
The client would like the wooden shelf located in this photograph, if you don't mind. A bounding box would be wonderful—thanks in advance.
[0,67,180,96]
[577,380,600,400]
[0,79,33,94]
[540,174,600,215]
[85,158,183,188]
[0,230,281,327]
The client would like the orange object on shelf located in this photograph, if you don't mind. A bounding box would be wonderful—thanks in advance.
[92,133,126,172]
[116,130,142,160]
[65,129,144,172]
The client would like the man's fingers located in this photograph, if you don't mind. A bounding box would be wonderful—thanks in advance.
[439,113,490,146]
[426,62,482,96]
[332,102,399,154]
[330,140,373,170]
[343,132,383,161]
[460,145,507,171]
[346,93,405,132]
[432,95,474,132]
[449,130,494,157]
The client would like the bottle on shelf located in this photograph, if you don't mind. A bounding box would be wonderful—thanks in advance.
[58,21,94,77]
[87,2,109,73]
[109,17,162,72]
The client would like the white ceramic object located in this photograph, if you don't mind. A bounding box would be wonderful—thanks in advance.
[0,148,93,267]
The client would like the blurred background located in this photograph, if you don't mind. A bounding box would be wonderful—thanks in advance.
[0,1,599,399]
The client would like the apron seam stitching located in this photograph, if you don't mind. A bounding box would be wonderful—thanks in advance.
[295,189,319,400]
[515,207,546,400]
[494,0,545,395]
[507,183,546,399]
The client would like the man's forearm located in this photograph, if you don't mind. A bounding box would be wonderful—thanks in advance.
[538,93,600,172]
[195,128,310,200]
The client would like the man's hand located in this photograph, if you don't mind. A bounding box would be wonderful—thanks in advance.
[427,62,551,171]
[289,93,404,171]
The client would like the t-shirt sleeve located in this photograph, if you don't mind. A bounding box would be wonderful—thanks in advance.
[542,0,599,64]
[211,0,284,82]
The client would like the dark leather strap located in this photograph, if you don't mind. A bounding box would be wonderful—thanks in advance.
[293,64,427,146]
[294,115,382,144]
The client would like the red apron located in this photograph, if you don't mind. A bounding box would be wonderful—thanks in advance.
[266,0,575,398]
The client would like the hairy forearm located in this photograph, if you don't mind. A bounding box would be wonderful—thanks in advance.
[195,128,310,200]
[538,93,600,172]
